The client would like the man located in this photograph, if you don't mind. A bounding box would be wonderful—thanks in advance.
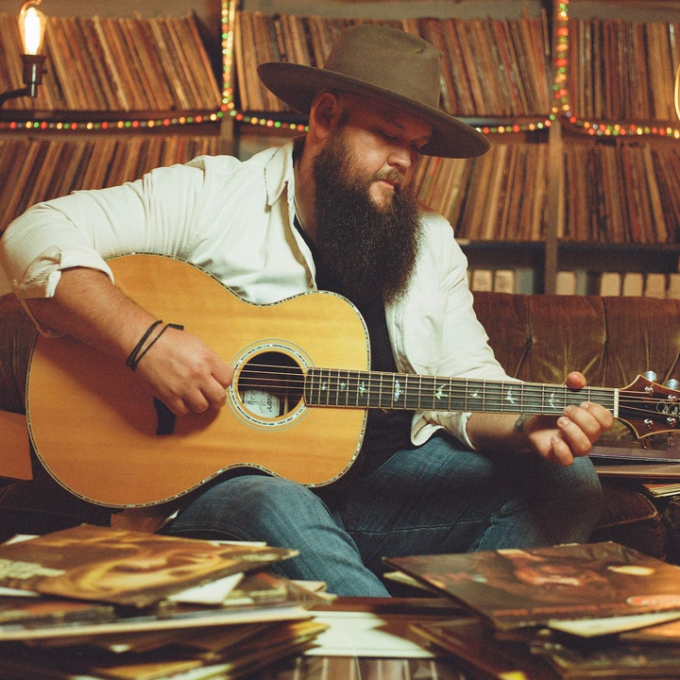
[0,26,612,596]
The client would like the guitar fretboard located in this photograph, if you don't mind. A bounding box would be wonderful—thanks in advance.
[305,369,619,416]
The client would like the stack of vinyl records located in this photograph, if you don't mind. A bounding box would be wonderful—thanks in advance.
[0,525,333,679]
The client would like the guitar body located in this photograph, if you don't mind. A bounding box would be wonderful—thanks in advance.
[27,254,369,508]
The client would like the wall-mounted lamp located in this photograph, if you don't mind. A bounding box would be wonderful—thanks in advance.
[0,1,48,109]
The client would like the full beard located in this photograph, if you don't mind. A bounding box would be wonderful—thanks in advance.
[311,130,422,306]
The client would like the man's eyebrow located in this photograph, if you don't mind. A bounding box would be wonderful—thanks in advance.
[376,111,406,131]
[378,114,431,142]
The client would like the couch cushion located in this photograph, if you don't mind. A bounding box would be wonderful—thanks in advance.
[472,292,606,385]
[599,295,680,390]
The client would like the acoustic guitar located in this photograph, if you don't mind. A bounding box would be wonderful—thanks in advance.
[26,254,680,508]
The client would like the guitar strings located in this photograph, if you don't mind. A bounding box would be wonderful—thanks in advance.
[238,362,657,400]
[236,363,671,416]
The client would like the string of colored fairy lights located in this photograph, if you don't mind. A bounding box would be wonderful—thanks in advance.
[1,113,225,133]
[553,0,680,139]
[476,121,552,135]
[4,0,677,139]
[0,1,231,132]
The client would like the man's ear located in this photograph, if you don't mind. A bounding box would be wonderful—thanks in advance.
[310,91,343,140]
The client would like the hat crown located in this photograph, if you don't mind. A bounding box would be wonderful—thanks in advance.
[255,24,490,158]
[322,25,442,109]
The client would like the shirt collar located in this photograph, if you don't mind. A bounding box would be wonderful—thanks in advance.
[264,137,303,208]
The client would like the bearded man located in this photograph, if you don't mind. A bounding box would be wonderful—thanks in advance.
[0,26,611,596]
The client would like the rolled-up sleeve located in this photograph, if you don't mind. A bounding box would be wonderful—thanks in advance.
[0,161,208,301]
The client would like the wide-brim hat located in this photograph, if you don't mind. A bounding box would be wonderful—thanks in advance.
[257,24,490,159]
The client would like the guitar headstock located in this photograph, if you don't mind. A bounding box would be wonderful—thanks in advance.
[618,375,680,439]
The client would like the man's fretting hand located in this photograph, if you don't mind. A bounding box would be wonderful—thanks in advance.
[523,371,614,466]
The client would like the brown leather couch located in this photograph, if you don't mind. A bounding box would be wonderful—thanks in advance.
[1,291,679,561]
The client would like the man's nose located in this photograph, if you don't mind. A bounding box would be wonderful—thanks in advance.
[388,145,412,172]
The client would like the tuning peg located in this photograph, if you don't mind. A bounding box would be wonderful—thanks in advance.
[643,371,658,382]
[665,379,680,390]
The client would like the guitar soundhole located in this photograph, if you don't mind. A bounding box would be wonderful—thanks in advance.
[237,351,305,419]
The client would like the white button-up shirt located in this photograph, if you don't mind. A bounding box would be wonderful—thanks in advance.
[0,140,511,449]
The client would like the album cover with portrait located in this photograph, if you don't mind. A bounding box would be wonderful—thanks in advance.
[0,524,298,608]
[385,542,680,630]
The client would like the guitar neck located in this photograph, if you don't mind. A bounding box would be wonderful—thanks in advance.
[305,368,618,417]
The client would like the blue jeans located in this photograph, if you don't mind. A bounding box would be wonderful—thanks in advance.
[165,433,603,596]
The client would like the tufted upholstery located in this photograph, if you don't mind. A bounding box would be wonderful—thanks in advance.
[472,292,680,391]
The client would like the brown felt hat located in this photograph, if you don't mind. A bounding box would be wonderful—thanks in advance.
[257,24,490,159]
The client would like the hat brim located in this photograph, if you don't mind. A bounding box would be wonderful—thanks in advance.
[257,62,490,159]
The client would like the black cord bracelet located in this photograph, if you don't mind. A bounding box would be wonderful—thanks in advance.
[132,322,173,369]
[125,319,163,371]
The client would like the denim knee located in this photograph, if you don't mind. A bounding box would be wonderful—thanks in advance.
[222,475,326,530]
[168,473,333,544]
[564,456,605,527]
[526,456,604,544]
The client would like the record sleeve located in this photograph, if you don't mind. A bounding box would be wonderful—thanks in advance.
[0,525,297,608]
[385,542,680,630]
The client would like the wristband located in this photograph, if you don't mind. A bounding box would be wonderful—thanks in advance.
[125,320,163,371]
[132,323,173,369]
